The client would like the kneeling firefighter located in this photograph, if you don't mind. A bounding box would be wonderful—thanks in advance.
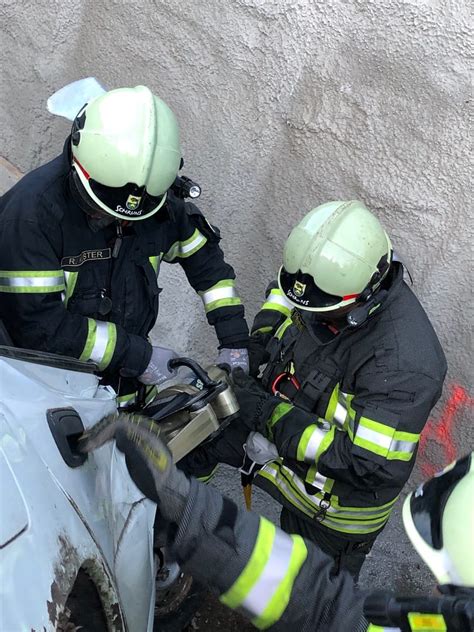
[185,200,447,579]
[81,414,474,632]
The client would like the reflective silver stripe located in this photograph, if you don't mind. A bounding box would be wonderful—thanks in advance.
[333,402,348,426]
[264,462,394,519]
[260,464,313,516]
[201,284,237,306]
[356,424,393,450]
[304,426,327,461]
[322,514,388,532]
[90,321,110,365]
[305,468,328,489]
[390,437,417,454]
[180,232,206,255]
[265,293,292,310]
[242,529,294,617]
[0,275,64,287]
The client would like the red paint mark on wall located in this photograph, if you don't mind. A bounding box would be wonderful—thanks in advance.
[418,384,473,478]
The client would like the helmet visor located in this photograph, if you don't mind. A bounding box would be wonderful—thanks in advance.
[89,179,165,219]
[279,267,359,310]
[73,159,166,221]
[409,454,472,550]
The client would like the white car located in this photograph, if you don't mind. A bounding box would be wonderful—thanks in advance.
[0,339,159,631]
[0,329,236,631]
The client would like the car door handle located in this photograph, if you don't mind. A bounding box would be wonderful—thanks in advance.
[47,408,87,468]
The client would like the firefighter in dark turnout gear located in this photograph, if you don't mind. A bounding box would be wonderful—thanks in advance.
[197,200,447,578]
[81,414,474,632]
[0,86,249,405]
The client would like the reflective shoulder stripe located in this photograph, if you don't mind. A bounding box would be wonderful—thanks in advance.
[261,289,292,317]
[0,270,65,293]
[349,416,419,462]
[266,402,293,441]
[367,625,401,631]
[296,424,335,464]
[199,279,242,313]
[79,319,117,370]
[220,517,307,630]
[163,229,207,262]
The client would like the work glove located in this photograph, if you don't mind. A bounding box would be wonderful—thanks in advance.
[138,345,179,385]
[217,347,249,373]
[248,334,270,377]
[232,367,281,433]
[79,413,190,523]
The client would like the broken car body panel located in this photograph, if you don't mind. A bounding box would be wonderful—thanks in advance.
[0,349,156,631]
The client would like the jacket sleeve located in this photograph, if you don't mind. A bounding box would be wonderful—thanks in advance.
[251,280,293,343]
[0,218,151,375]
[170,478,369,632]
[262,367,444,491]
[163,201,249,348]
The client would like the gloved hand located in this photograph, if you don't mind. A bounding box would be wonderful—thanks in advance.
[79,413,190,523]
[139,345,179,385]
[248,334,270,377]
[232,367,281,432]
[217,348,249,373]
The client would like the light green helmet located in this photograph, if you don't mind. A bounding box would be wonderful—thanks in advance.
[403,453,474,587]
[278,200,392,312]
[70,85,181,221]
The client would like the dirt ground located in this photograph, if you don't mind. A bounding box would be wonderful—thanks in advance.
[185,593,254,631]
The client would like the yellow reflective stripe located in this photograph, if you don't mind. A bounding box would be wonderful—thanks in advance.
[325,384,339,422]
[275,317,292,340]
[163,229,207,262]
[197,465,218,483]
[367,624,401,631]
[79,318,117,370]
[251,535,307,630]
[258,461,396,534]
[199,280,242,313]
[253,325,273,335]
[63,270,78,307]
[117,392,137,408]
[220,518,276,609]
[296,424,328,463]
[149,255,160,274]
[300,425,335,466]
[0,269,65,293]
[266,402,293,441]
[261,289,292,317]
[351,416,419,461]
[407,612,447,631]
[220,517,307,631]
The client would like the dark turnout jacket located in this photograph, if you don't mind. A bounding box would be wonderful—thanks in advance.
[249,264,447,538]
[0,142,248,394]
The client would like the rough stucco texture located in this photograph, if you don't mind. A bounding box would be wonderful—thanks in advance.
[1,0,472,593]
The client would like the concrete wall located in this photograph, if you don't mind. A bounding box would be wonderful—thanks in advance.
[1,0,472,592]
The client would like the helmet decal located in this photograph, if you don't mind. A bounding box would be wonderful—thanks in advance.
[293,281,306,298]
[126,194,142,211]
